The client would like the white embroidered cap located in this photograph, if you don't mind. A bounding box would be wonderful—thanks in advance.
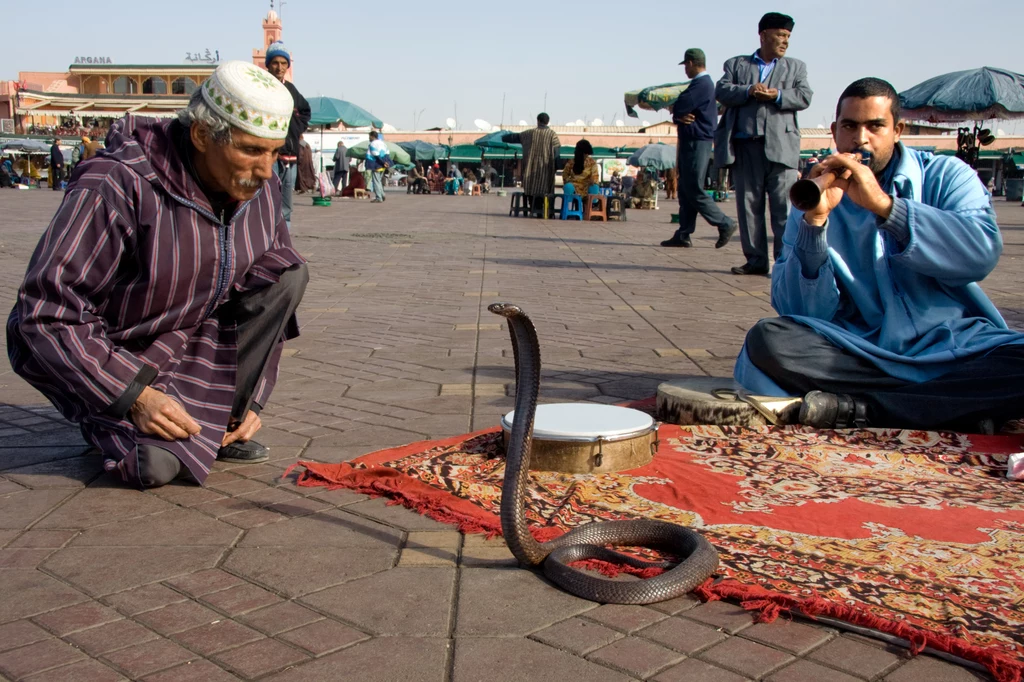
[200,60,293,140]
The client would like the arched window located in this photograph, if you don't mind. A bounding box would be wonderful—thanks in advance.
[171,77,197,96]
[142,77,167,95]
[112,76,137,94]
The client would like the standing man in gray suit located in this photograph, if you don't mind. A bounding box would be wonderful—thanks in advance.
[715,12,813,275]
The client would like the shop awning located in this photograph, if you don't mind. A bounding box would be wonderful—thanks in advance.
[448,145,520,162]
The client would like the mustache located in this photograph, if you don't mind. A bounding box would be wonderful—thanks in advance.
[235,177,263,189]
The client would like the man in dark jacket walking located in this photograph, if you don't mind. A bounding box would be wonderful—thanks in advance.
[49,138,64,191]
[332,141,348,194]
[662,49,737,248]
[266,41,311,230]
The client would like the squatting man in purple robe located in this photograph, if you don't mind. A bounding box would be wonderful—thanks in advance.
[7,61,309,488]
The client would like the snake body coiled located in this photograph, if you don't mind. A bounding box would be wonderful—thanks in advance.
[489,302,719,604]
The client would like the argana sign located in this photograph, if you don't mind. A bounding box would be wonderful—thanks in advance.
[73,57,113,65]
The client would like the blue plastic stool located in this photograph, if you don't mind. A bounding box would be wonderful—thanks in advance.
[561,185,585,220]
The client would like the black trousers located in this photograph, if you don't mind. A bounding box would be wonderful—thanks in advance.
[674,139,734,239]
[137,264,308,487]
[745,317,1024,431]
[733,140,796,269]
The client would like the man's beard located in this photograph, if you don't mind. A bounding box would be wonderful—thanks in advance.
[866,149,892,175]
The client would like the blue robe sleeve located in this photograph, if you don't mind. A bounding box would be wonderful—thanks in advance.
[882,157,1001,287]
[770,210,841,320]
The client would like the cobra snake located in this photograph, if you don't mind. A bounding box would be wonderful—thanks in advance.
[489,302,719,604]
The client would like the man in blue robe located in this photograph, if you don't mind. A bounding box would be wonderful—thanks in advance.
[734,78,1024,432]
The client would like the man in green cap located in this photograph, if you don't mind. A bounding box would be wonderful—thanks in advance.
[663,48,738,249]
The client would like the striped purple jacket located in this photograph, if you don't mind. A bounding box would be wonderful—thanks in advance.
[6,115,306,484]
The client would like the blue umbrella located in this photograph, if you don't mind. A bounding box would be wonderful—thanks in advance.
[899,67,1024,122]
[627,143,677,170]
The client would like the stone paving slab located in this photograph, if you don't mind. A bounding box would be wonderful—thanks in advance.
[1,189,1021,680]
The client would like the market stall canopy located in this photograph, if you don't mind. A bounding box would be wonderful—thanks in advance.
[624,81,691,117]
[899,67,1024,122]
[475,130,522,151]
[1,139,53,153]
[448,145,520,162]
[627,143,677,170]
[397,140,449,163]
[557,145,617,160]
[308,97,384,128]
[345,140,412,166]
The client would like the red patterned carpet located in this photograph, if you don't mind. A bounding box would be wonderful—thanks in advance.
[291,422,1024,682]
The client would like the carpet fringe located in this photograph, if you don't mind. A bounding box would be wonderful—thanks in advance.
[694,579,1022,682]
[286,458,1023,682]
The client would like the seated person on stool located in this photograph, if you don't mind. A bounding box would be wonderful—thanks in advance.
[444,170,462,195]
[406,165,427,194]
[630,169,658,208]
[562,140,600,196]
[609,170,623,195]
[735,78,1024,433]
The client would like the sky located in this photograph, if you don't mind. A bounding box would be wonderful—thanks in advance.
[8,0,1024,135]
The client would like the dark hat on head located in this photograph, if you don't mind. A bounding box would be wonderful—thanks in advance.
[679,48,706,65]
[759,12,794,32]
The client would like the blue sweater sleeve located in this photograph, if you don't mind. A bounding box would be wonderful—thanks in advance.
[771,210,840,320]
[672,79,705,117]
[882,157,1001,286]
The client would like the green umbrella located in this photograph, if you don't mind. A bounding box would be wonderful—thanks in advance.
[346,140,412,166]
[307,97,383,128]
[624,81,691,117]
[397,140,449,163]
[474,130,522,151]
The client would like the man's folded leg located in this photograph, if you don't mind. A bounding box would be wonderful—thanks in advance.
[217,263,309,463]
[859,346,1024,431]
[135,444,190,489]
[744,317,1024,431]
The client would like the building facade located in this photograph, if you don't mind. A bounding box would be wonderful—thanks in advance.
[0,8,287,135]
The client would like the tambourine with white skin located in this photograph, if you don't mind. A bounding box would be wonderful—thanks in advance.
[501,403,658,474]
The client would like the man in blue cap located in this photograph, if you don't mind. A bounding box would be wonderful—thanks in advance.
[266,41,311,230]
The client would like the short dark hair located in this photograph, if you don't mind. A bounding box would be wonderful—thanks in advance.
[836,77,901,124]
[537,112,550,126]
[369,131,378,140]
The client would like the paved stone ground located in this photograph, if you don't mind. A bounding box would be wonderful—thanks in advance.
[2,187,1022,682]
